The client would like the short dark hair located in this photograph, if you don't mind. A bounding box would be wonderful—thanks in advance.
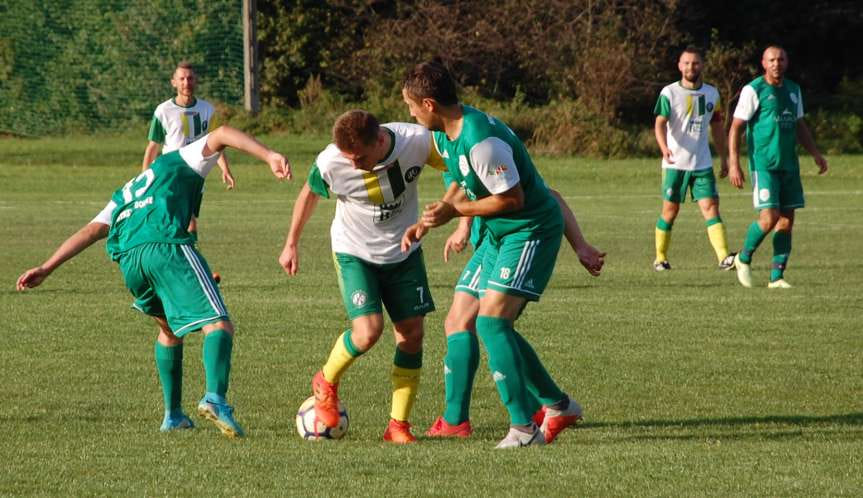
[333,110,379,151]
[681,45,703,59]
[174,60,195,76]
[402,59,459,106]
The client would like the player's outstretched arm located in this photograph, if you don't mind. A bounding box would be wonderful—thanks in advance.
[16,222,109,291]
[204,126,292,180]
[727,118,747,189]
[549,189,605,276]
[279,182,320,275]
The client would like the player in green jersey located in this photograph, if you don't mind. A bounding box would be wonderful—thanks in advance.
[416,173,604,439]
[728,46,828,288]
[17,126,291,438]
[401,60,602,448]
[653,46,735,272]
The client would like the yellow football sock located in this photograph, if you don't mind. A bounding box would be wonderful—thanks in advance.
[390,366,421,422]
[655,222,672,263]
[322,330,361,384]
[706,219,729,262]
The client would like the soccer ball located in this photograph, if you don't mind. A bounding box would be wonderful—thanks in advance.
[295,395,349,440]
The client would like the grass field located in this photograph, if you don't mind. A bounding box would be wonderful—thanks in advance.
[1,134,862,496]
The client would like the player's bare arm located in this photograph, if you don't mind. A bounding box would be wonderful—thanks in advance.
[423,184,524,228]
[204,126,291,180]
[16,222,109,291]
[727,117,747,188]
[142,140,161,170]
[711,114,729,178]
[217,152,236,189]
[549,188,605,276]
[654,115,674,163]
[279,182,320,275]
[796,120,828,174]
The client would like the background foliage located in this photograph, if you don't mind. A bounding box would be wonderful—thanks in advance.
[1,0,861,155]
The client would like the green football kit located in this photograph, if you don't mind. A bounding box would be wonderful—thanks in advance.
[433,105,566,427]
[92,135,226,335]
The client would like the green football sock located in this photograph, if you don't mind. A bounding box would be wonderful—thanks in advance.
[512,330,565,406]
[442,331,480,425]
[202,329,233,397]
[476,316,533,426]
[154,342,183,414]
[740,222,768,264]
[770,230,792,282]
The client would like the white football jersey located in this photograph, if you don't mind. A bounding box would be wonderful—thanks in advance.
[149,98,217,152]
[310,122,444,264]
[655,82,721,171]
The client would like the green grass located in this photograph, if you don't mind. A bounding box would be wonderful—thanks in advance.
[1,134,862,496]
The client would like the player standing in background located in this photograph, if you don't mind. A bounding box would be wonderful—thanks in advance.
[143,61,236,240]
[279,110,445,444]
[653,46,735,272]
[401,60,588,448]
[17,126,291,438]
[728,45,828,288]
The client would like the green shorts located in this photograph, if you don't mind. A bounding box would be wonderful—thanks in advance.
[334,248,435,322]
[751,168,805,210]
[662,167,718,203]
[479,228,562,302]
[454,240,489,299]
[118,243,228,336]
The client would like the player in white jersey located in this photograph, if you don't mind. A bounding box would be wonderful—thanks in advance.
[653,46,734,272]
[279,110,446,443]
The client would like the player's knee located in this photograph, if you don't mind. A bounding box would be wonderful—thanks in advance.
[445,309,475,335]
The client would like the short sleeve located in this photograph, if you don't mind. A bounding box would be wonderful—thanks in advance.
[468,137,520,194]
[795,88,804,119]
[307,163,330,199]
[147,114,165,143]
[733,85,759,121]
[178,134,220,177]
[91,200,117,226]
[654,93,671,118]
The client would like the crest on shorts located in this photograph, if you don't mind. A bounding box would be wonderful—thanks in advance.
[351,290,367,307]
[759,188,771,202]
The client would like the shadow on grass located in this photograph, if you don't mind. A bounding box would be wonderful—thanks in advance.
[578,413,863,442]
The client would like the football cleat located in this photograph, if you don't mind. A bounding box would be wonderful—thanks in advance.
[767,278,792,289]
[383,419,417,444]
[541,398,583,443]
[160,411,195,432]
[312,371,342,428]
[654,260,671,271]
[718,252,737,271]
[495,424,545,449]
[197,393,245,438]
[734,253,752,288]
[425,416,472,438]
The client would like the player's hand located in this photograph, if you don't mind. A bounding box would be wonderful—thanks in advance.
[268,152,292,180]
[401,223,428,252]
[719,160,729,179]
[222,169,236,190]
[443,225,469,262]
[422,201,457,227]
[728,161,745,189]
[815,155,828,175]
[279,244,300,275]
[16,266,51,291]
[662,148,675,164]
[576,244,606,277]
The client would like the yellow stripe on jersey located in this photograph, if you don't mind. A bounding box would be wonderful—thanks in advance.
[426,135,446,171]
[685,95,693,117]
[181,113,190,138]
[363,172,385,204]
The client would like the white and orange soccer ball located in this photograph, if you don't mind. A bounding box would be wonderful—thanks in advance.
[295,395,349,440]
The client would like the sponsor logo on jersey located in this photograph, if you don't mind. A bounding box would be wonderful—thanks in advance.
[458,155,470,176]
[374,197,404,222]
[706,102,714,112]
[491,164,508,176]
[404,166,421,183]
[351,290,368,307]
